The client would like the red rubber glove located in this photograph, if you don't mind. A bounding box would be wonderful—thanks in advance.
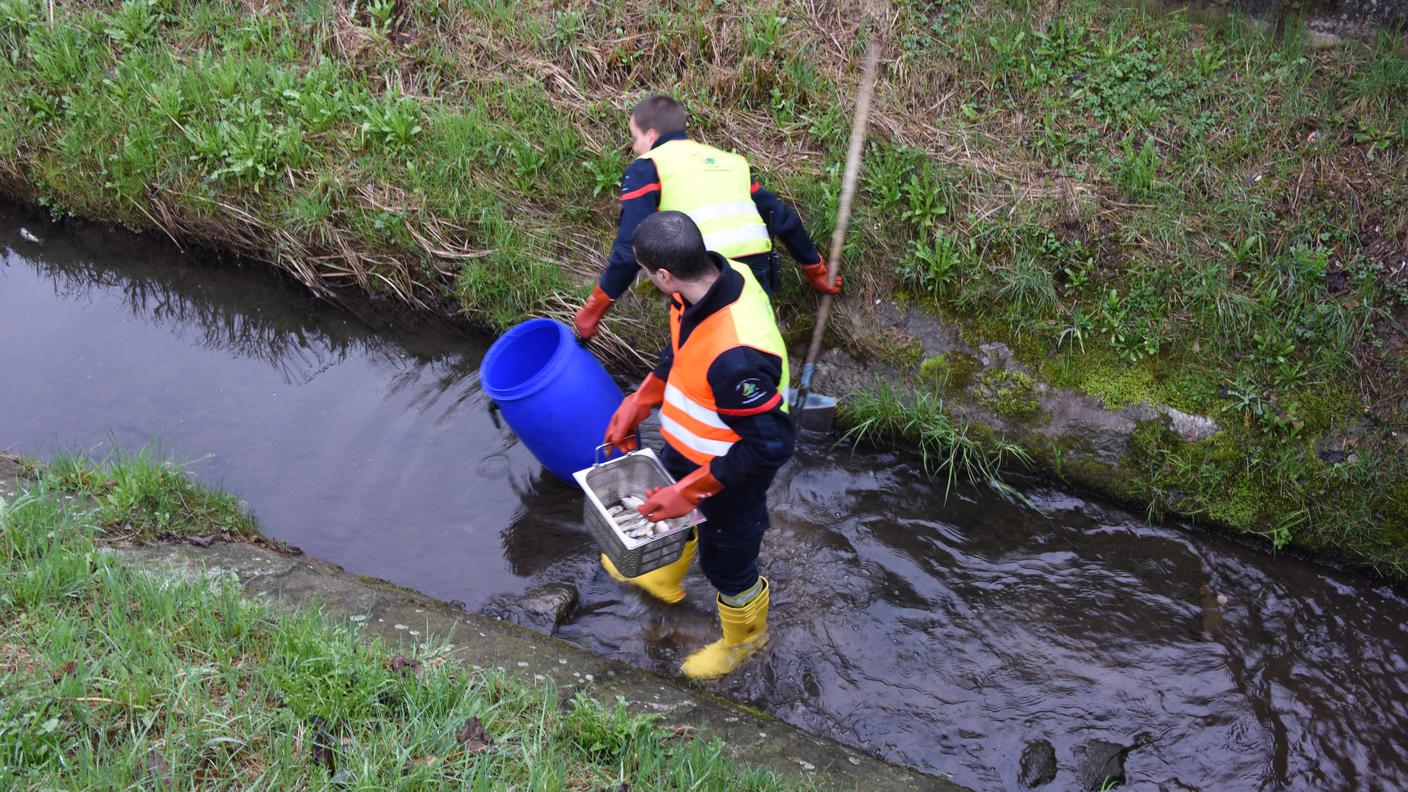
[800,259,842,294]
[573,284,614,339]
[637,465,724,521]
[603,373,666,454]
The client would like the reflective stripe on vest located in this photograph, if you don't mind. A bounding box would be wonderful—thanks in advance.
[639,140,772,259]
[659,412,736,458]
[700,224,771,252]
[660,261,789,466]
[664,383,730,430]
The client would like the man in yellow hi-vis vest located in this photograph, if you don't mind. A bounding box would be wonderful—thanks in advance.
[573,95,841,339]
[601,211,795,680]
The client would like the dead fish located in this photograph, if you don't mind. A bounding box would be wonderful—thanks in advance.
[19,227,41,244]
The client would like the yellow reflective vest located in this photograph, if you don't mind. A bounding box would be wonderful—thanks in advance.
[639,140,772,259]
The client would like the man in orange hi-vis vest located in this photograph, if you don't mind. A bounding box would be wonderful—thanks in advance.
[601,210,795,681]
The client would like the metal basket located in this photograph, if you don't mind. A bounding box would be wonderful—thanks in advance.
[573,446,702,578]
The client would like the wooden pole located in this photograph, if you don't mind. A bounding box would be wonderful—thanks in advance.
[792,39,881,414]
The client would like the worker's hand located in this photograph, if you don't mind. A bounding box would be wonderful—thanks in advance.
[800,259,843,295]
[573,284,614,339]
[603,373,667,455]
[637,466,723,521]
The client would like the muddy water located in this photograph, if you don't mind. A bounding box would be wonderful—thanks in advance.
[3,205,1406,791]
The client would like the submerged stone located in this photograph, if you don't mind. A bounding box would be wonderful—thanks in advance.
[1018,738,1057,787]
[1073,739,1133,790]
[483,581,578,634]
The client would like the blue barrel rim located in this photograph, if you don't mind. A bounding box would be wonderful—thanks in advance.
[479,318,577,402]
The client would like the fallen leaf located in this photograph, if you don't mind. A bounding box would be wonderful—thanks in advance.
[456,716,492,753]
[1325,268,1350,293]
[307,717,337,772]
[145,751,171,785]
[404,755,441,772]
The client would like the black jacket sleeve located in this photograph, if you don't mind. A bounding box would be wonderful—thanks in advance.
[705,346,795,487]
[599,158,661,299]
[652,342,673,382]
[751,184,821,266]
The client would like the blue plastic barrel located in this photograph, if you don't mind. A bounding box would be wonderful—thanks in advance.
[479,318,624,485]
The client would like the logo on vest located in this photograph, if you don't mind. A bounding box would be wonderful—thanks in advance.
[735,378,768,406]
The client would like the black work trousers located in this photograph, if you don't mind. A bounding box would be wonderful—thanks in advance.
[737,251,781,296]
[659,444,775,597]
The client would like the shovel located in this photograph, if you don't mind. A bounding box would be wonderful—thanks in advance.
[788,41,882,433]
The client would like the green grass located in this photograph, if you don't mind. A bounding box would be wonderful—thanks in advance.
[36,444,259,542]
[0,0,1405,570]
[0,480,804,790]
[837,381,1032,499]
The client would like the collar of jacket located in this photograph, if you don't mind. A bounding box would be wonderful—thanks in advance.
[670,252,744,347]
[650,130,690,150]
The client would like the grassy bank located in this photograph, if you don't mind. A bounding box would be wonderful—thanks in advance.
[0,0,1405,571]
[0,475,802,789]
[22,444,261,542]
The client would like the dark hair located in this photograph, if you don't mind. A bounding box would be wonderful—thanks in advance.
[630,95,687,136]
[632,211,714,281]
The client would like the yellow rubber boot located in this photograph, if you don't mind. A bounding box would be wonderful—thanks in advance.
[601,536,697,605]
[681,578,770,680]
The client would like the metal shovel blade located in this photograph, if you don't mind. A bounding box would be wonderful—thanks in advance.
[786,388,836,433]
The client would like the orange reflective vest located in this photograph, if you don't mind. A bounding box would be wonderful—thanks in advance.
[659,261,790,466]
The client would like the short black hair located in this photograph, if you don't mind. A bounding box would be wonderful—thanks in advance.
[630,95,687,137]
[632,211,714,281]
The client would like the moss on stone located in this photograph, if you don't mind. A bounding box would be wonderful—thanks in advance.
[972,368,1042,420]
[964,420,1002,448]
[918,352,981,392]
[1286,384,1361,437]
[887,336,926,370]
[845,328,924,371]
[1202,477,1263,531]
[1075,363,1159,410]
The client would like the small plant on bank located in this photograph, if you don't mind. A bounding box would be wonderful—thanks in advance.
[898,230,970,298]
[1113,135,1160,198]
[839,381,1031,499]
[104,0,167,51]
[355,95,423,156]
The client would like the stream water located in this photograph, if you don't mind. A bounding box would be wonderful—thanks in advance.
[3,204,1405,791]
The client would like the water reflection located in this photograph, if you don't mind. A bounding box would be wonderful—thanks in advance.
[0,206,541,606]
